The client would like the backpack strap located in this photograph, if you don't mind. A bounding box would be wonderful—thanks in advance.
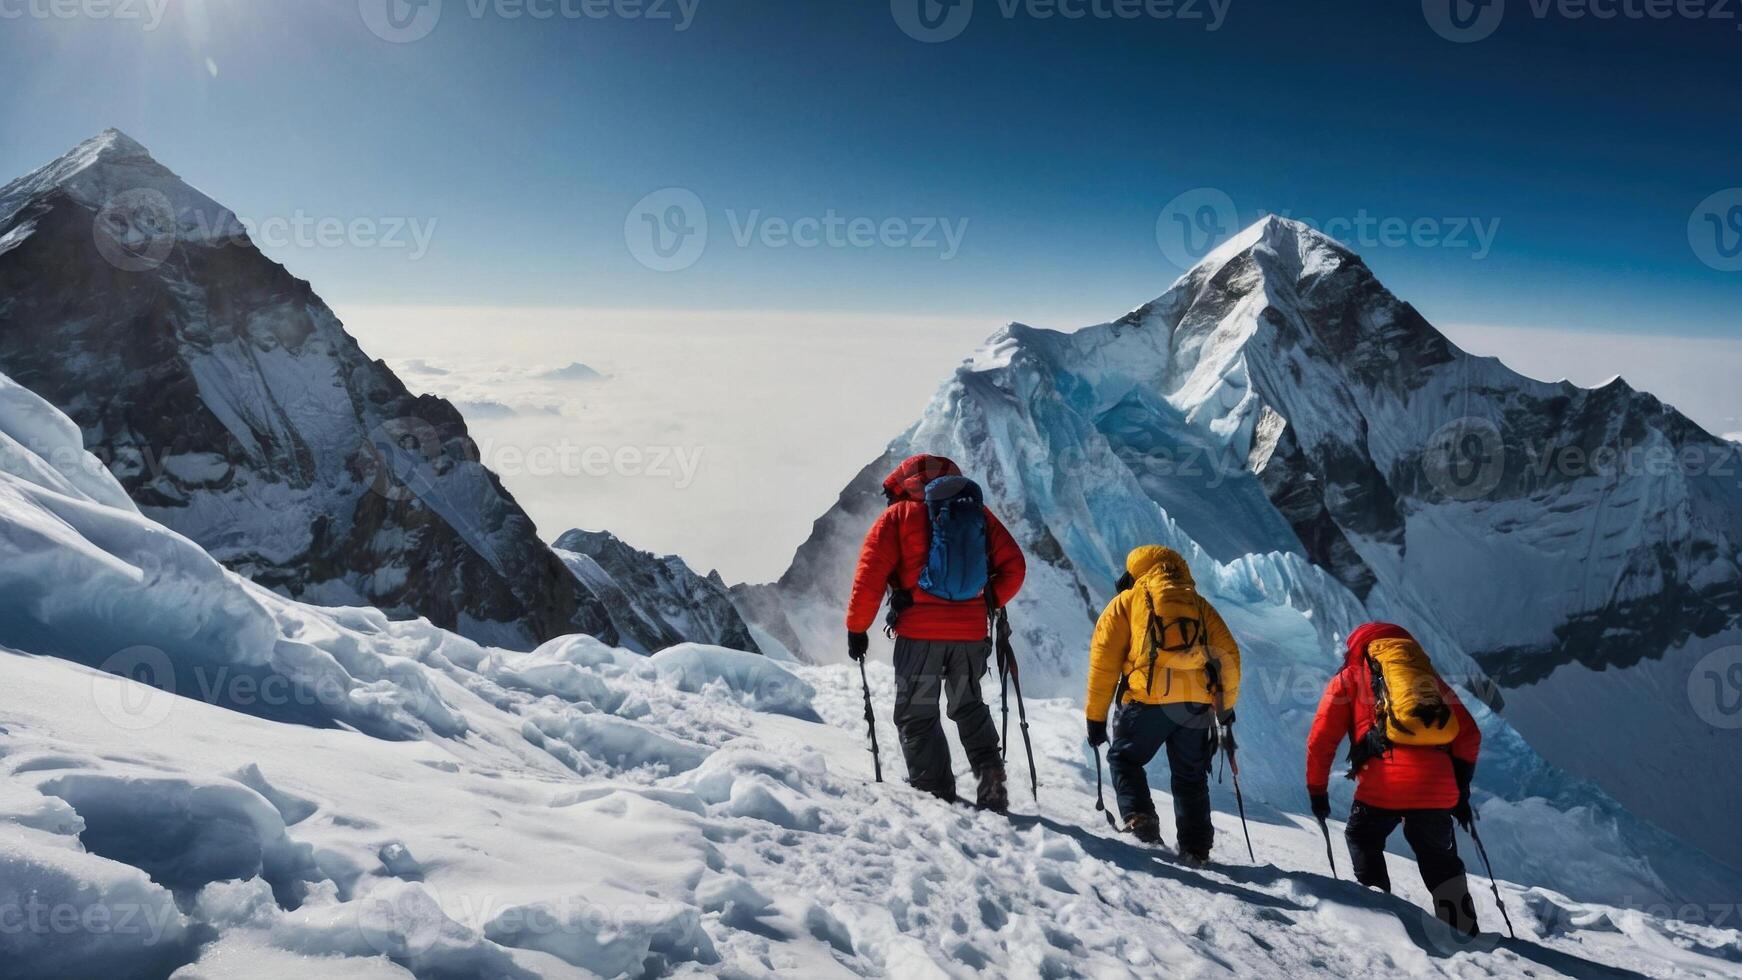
[1346,654,1396,777]
[1196,596,1223,697]
[1142,590,1162,696]
[881,498,910,638]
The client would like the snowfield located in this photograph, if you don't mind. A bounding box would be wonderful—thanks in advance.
[9,649,1742,979]
[1,358,1740,977]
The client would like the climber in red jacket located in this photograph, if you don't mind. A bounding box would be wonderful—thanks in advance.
[846,454,1026,810]
[1306,623,1482,934]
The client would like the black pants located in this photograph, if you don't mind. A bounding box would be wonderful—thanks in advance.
[1108,701,1215,856]
[891,637,1002,798]
[1346,802,1478,935]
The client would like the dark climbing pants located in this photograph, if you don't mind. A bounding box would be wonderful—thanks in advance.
[1108,700,1215,856]
[1345,802,1478,935]
[892,637,1002,799]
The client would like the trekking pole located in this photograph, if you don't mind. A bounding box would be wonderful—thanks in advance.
[995,609,1039,802]
[998,643,1011,764]
[1008,650,1039,802]
[1464,812,1516,939]
[1207,663,1256,864]
[1317,816,1338,879]
[1093,745,1119,830]
[858,657,882,783]
[1223,727,1256,863]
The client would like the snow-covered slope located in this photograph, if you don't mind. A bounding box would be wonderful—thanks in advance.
[0,368,1735,977]
[16,650,1742,980]
[745,216,1742,893]
[0,131,629,651]
[3,352,1738,978]
[553,529,762,655]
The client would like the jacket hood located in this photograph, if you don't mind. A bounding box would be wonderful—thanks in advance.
[882,454,961,503]
[1343,622,1415,668]
[1126,546,1193,587]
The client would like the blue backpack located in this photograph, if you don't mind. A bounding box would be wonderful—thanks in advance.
[917,475,990,601]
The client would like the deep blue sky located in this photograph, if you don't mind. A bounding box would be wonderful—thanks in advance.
[2,0,1738,335]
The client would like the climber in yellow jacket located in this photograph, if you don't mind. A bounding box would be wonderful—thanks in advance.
[1085,545,1241,861]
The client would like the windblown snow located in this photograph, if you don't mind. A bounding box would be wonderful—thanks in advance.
[2,365,1740,978]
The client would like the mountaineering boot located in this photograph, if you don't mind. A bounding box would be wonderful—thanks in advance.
[1180,848,1211,869]
[1435,889,1480,938]
[1125,811,1162,844]
[975,766,1009,814]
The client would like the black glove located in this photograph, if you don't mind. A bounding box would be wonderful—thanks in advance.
[1086,719,1108,747]
[1310,792,1331,821]
[1451,758,1476,829]
[1217,709,1236,728]
[847,631,869,662]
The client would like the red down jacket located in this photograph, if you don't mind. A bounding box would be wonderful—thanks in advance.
[845,455,1026,642]
[1305,623,1481,811]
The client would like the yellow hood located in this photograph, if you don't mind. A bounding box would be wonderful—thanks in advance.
[1126,546,1194,588]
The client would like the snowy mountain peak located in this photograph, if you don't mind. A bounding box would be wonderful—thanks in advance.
[0,136,635,650]
[0,130,239,244]
[757,204,1742,883]
[1188,213,1356,286]
[66,127,153,168]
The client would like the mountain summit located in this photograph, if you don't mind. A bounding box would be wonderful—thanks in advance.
[0,132,699,650]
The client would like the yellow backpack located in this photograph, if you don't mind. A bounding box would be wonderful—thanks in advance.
[1367,638,1459,748]
[1136,590,1211,696]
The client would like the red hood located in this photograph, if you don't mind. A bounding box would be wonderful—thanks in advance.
[1343,622,1414,668]
[882,454,961,503]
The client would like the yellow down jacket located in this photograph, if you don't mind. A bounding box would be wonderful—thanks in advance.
[1086,546,1242,723]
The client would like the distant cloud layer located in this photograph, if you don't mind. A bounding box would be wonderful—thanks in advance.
[354,306,1742,584]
